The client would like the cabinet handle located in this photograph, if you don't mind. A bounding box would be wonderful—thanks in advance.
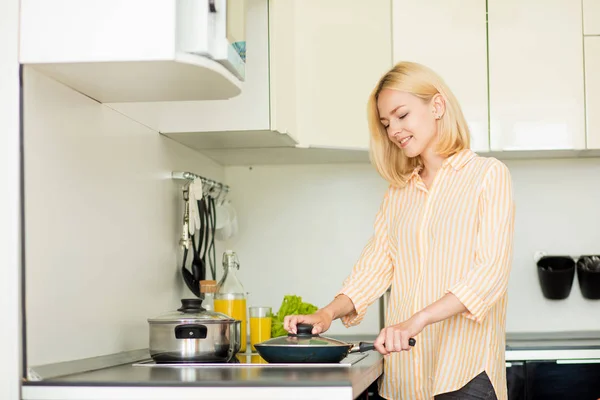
[556,359,600,364]
[506,361,524,367]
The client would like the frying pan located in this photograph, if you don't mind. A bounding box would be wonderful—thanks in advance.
[254,323,416,364]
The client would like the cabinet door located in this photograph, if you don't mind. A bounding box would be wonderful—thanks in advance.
[291,0,392,150]
[106,0,271,134]
[268,0,298,141]
[583,0,600,35]
[585,37,600,149]
[392,0,489,153]
[488,0,585,151]
[506,362,526,400]
[525,360,600,399]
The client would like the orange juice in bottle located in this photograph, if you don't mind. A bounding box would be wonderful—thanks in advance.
[214,250,247,353]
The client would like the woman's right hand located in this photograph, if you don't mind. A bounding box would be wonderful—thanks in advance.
[284,309,334,335]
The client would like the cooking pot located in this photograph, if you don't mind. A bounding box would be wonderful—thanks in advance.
[147,298,241,363]
[254,323,416,363]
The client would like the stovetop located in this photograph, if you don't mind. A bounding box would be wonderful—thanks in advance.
[132,353,368,368]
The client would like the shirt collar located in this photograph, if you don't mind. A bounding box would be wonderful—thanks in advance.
[408,164,423,182]
[443,149,477,171]
[408,149,476,181]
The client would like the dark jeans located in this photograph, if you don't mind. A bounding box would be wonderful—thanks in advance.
[434,372,498,400]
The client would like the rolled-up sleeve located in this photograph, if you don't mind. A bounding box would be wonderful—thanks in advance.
[337,187,394,327]
[448,161,515,323]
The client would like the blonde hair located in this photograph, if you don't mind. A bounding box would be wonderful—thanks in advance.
[367,61,471,188]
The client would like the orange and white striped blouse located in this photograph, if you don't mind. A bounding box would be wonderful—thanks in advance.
[338,149,515,400]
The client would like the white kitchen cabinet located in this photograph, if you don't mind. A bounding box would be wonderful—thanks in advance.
[583,0,600,35]
[392,0,489,153]
[585,37,600,149]
[19,0,243,103]
[488,0,586,151]
[288,0,392,151]
[111,0,391,156]
[107,0,298,151]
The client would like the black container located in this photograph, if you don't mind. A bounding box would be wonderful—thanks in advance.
[536,256,575,300]
[576,255,600,300]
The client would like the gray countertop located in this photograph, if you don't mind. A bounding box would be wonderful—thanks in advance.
[25,352,382,388]
[22,331,600,400]
[24,334,384,400]
[506,331,600,349]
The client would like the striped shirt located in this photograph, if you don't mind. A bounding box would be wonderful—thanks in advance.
[338,149,515,400]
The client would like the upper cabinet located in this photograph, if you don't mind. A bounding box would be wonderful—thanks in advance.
[392,0,489,153]
[286,0,392,150]
[107,0,297,151]
[585,37,600,149]
[583,0,600,35]
[19,0,244,102]
[108,0,391,156]
[488,0,586,151]
[26,0,597,162]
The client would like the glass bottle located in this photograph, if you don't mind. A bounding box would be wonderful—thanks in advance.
[214,250,247,353]
[199,280,216,311]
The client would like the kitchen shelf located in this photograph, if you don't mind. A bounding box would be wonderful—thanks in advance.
[26,53,242,103]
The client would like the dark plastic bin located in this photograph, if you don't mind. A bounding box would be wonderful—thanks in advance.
[536,256,575,300]
[576,255,600,300]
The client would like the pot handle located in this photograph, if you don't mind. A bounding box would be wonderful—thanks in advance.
[174,324,208,339]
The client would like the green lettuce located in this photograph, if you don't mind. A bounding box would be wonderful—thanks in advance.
[271,295,319,337]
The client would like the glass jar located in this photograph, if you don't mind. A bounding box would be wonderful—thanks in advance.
[214,250,247,353]
[199,280,217,311]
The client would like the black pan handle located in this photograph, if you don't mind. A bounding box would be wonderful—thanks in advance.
[358,342,375,352]
[355,338,416,353]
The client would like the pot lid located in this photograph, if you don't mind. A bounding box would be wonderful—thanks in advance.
[256,324,349,347]
[148,298,235,323]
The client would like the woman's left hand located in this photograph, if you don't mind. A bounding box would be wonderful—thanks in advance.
[373,312,428,355]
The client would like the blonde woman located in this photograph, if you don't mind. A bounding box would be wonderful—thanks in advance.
[284,62,515,400]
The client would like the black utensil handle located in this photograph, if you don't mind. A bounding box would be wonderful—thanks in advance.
[358,342,375,352]
[358,338,416,352]
[209,197,217,280]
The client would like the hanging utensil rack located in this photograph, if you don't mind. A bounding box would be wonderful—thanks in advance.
[171,171,230,203]
[172,171,227,291]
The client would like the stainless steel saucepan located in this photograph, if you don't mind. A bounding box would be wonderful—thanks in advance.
[147,298,241,363]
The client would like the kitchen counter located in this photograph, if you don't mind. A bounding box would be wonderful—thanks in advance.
[22,332,600,400]
[505,330,600,361]
[23,335,383,400]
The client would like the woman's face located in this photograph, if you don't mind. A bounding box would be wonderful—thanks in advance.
[377,89,441,158]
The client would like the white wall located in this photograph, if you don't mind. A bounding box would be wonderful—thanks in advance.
[0,0,23,398]
[24,69,225,366]
[225,158,600,335]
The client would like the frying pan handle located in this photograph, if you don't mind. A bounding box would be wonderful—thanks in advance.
[355,338,416,353]
[358,342,376,352]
